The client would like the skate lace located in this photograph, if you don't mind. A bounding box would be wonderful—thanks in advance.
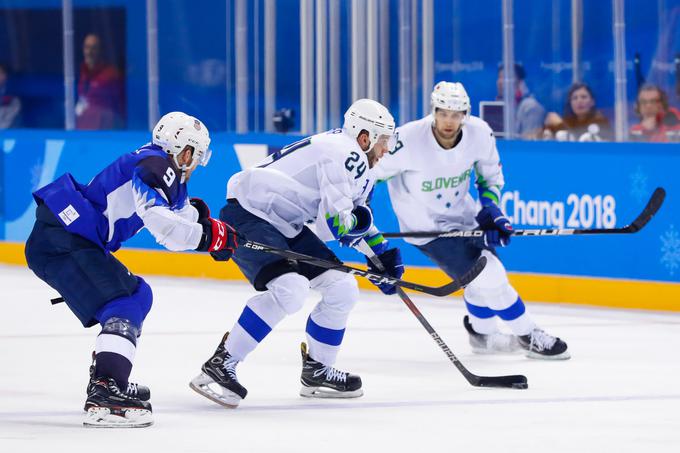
[313,366,347,383]
[222,359,239,381]
[126,382,139,396]
[529,329,557,351]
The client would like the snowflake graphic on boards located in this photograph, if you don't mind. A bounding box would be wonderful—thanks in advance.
[660,225,680,276]
[629,166,648,203]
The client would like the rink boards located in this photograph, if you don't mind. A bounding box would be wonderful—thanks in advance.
[1,130,679,311]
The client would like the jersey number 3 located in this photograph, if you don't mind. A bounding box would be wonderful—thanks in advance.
[345,151,366,180]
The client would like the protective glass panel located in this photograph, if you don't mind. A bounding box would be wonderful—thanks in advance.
[513,0,571,140]
[433,0,502,125]
[625,0,680,143]
[72,0,129,130]
[157,0,228,132]
[0,0,64,128]
[516,0,616,142]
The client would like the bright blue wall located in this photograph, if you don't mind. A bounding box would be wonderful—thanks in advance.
[2,130,679,283]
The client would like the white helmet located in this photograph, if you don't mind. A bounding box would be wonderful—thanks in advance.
[431,81,471,122]
[343,99,397,151]
[152,111,212,170]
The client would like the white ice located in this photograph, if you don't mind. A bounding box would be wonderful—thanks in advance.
[1,264,679,452]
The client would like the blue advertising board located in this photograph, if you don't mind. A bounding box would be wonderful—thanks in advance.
[1,130,679,284]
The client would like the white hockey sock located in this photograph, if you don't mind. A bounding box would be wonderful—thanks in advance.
[225,291,287,362]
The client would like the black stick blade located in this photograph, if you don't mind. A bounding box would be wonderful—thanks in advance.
[628,187,666,232]
[473,374,528,389]
[426,256,487,297]
[459,256,487,287]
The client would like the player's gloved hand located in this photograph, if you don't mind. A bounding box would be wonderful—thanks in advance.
[337,205,373,248]
[196,218,239,260]
[483,229,510,248]
[190,197,211,220]
[475,203,513,247]
[366,247,404,295]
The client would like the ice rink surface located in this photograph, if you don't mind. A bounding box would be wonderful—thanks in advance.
[1,264,679,452]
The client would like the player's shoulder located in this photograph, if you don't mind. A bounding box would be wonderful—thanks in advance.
[132,150,184,204]
[464,115,495,137]
[397,116,432,139]
[135,154,175,183]
[311,128,363,159]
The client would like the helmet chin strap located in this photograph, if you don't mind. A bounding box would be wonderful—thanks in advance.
[170,153,188,184]
[179,164,187,184]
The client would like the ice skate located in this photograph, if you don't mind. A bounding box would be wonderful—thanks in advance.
[83,377,153,428]
[518,328,570,360]
[189,332,248,408]
[84,352,150,411]
[463,315,520,354]
[299,342,363,398]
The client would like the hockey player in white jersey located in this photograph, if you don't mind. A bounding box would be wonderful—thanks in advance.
[190,99,403,407]
[373,82,569,359]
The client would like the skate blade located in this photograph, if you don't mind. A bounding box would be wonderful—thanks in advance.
[525,350,571,360]
[300,385,364,399]
[189,372,242,408]
[470,346,522,355]
[83,407,153,428]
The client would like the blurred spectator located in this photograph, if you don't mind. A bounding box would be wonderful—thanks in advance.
[497,63,546,139]
[0,63,22,128]
[273,108,295,133]
[75,33,125,130]
[629,84,680,142]
[544,83,612,141]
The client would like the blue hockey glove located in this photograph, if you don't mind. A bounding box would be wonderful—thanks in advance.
[475,203,513,247]
[482,229,510,248]
[366,247,404,295]
[337,205,373,248]
[190,197,211,220]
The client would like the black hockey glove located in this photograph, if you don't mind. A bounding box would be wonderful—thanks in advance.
[190,197,211,220]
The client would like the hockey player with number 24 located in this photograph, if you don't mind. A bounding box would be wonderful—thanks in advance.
[373,82,570,360]
[24,112,239,428]
[189,99,403,408]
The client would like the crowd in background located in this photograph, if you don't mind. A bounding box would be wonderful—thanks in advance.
[500,63,680,143]
[0,32,125,132]
[1,33,679,143]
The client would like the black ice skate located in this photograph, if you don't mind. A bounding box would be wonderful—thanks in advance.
[518,328,571,360]
[83,377,153,428]
[189,332,248,408]
[84,352,150,411]
[463,315,520,354]
[300,342,363,398]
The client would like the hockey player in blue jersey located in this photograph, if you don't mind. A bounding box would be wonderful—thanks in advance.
[24,112,238,428]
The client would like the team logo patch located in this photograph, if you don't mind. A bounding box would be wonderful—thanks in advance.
[58,205,80,226]
[194,120,201,130]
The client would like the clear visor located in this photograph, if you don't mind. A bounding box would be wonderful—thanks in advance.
[375,132,398,151]
[197,148,212,167]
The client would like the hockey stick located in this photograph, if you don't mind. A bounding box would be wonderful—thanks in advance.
[382,187,666,239]
[356,240,528,389]
[237,236,486,297]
